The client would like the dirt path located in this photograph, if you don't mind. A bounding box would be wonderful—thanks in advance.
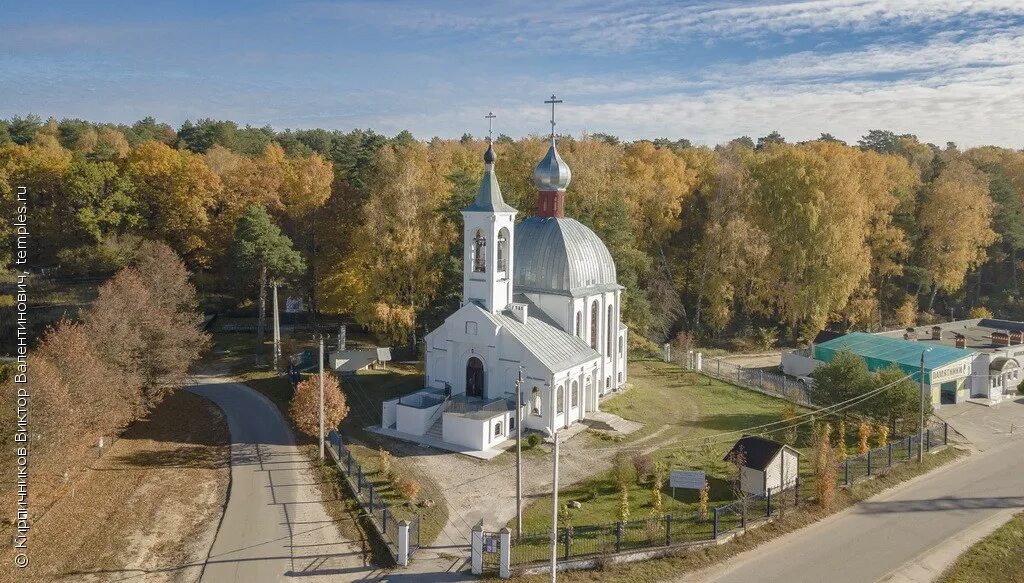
[408,417,690,560]
[1,391,229,583]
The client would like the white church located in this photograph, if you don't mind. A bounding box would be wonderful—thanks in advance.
[380,104,628,454]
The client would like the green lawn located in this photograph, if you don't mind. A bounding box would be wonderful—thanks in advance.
[940,511,1024,583]
[514,359,810,534]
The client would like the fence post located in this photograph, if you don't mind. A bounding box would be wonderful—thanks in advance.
[562,527,570,560]
[471,524,483,575]
[867,451,872,476]
[713,507,719,538]
[844,459,850,485]
[665,515,672,546]
[907,435,912,458]
[347,451,352,474]
[944,423,948,445]
[926,428,932,452]
[887,442,893,467]
[718,358,721,376]
[357,467,363,492]
[766,488,772,517]
[368,484,374,509]
[794,477,800,506]
[615,521,623,553]
[499,527,511,579]
[758,370,764,389]
[741,501,746,529]
[397,520,410,567]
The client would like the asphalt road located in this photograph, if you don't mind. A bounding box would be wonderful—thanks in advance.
[680,431,1024,583]
[189,376,373,582]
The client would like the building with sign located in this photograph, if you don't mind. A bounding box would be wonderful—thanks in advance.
[782,318,1024,406]
[724,436,800,497]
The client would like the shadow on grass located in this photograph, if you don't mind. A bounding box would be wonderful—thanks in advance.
[696,412,781,432]
[113,445,230,469]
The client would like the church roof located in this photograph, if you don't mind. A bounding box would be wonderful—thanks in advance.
[514,217,620,296]
[533,139,572,191]
[472,299,600,373]
[464,144,516,213]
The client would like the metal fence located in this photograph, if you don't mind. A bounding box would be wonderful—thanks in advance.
[507,487,799,568]
[703,357,815,407]
[326,431,421,561]
[838,424,947,486]
[504,422,949,570]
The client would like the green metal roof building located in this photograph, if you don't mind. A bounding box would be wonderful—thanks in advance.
[813,332,975,385]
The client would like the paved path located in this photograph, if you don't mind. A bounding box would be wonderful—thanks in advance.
[189,375,374,582]
[677,415,1024,583]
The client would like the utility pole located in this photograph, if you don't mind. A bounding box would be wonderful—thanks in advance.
[515,368,524,539]
[319,336,325,460]
[272,279,281,372]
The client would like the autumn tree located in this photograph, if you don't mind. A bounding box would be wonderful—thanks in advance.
[230,205,306,347]
[915,158,996,310]
[814,423,837,509]
[126,140,220,266]
[289,372,350,437]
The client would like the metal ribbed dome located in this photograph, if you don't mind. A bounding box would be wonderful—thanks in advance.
[514,217,618,296]
[532,140,572,191]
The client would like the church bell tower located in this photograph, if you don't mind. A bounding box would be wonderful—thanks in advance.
[462,113,517,313]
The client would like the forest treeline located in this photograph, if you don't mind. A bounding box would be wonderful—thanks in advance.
[3,115,1024,348]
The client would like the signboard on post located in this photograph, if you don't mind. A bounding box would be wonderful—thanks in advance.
[669,470,706,498]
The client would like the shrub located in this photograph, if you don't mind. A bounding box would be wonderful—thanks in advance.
[399,479,421,502]
[698,481,710,521]
[874,424,889,448]
[632,452,654,482]
[612,452,636,487]
[969,306,993,319]
[618,485,630,522]
[289,373,350,437]
[857,422,872,454]
[525,433,542,449]
[815,423,837,509]
[377,448,393,479]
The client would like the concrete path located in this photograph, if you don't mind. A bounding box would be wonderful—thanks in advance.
[188,375,374,582]
[676,414,1024,583]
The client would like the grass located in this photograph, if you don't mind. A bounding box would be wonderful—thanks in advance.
[502,446,963,582]
[939,511,1024,583]
[514,359,810,533]
[0,391,230,583]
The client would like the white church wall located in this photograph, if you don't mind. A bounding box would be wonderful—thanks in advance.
[442,412,486,450]
[396,401,444,436]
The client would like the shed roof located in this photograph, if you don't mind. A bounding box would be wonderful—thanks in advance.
[723,436,799,471]
[814,332,974,380]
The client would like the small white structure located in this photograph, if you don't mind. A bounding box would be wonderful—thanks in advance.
[331,347,391,373]
[381,110,628,455]
[724,436,800,497]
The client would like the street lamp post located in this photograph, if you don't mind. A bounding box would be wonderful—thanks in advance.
[515,369,524,539]
[319,336,325,460]
[918,348,931,464]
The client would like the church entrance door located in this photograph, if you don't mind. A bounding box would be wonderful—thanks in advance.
[466,357,485,398]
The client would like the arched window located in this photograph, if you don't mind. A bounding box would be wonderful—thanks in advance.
[618,336,623,356]
[606,376,612,391]
[590,300,599,348]
[494,421,503,437]
[531,387,541,415]
[466,357,484,398]
[575,311,582,338]
[556,385,565,413]
[497,228,509,273]
[509,416,515,431]
[606,305,614,355]
[472,229,486,272]
[571,381,579,408]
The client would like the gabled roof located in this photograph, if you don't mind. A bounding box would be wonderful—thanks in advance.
[464,167,516,213]
[723,436,800,471]
[468,300,600,373]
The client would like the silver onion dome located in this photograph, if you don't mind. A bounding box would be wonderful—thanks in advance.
[532,139,572,191]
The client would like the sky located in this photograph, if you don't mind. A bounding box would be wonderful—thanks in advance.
[2,0,1024,147]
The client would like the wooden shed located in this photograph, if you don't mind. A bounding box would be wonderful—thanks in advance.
[723,436,801,497]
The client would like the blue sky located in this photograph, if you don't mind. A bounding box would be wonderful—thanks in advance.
[3,1,1023,147]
